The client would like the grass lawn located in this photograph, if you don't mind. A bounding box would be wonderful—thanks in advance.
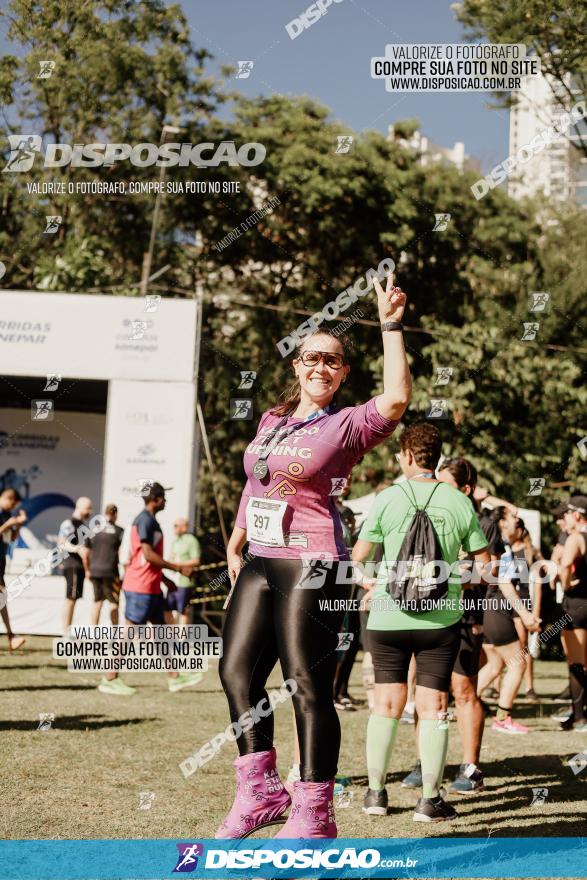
[1,638,586,841]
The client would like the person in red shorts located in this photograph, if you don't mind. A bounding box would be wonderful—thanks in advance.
[98,482,201,696]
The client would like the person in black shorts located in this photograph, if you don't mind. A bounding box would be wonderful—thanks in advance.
[478,506,540,735]
[0,488,27,651]
[550,504,571,705]
[475,496,511,699]
[353,424,491,823]
[86,504,123,626]
[551,506,569,582]
[58,497,93,633]
[400,460,506,794]
[558,496,587,731]
[505,517,543,701]
[436,459,492,793]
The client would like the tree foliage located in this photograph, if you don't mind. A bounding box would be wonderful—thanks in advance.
[0,0,223,290]
[453,0,587,156]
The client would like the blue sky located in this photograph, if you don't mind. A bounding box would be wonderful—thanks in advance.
[185,0,509,171]
[0,0,510,172]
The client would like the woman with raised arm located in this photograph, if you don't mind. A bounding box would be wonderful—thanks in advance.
[215,271,411,840]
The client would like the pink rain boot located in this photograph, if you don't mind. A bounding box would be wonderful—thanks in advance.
[215,748,291,839]
[274,780,337,839]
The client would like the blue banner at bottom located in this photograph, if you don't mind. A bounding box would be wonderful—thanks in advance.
[1,838,587,879]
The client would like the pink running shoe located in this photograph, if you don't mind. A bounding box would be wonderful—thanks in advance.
[492,716,529,735]
[274,780,337,839]
[215,748,291,839]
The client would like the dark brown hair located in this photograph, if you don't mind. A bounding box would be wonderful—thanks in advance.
[490,505,507,526]
[271,330,350,417]
[399,422,442,471]
[1,487,21,503]
[439,457,478,493]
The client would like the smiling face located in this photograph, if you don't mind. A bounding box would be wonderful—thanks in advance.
[292,333,349,407]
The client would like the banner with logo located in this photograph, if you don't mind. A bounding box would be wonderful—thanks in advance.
[0,408,105,548]
[0,292,197,382]
[0,838,586,879]
[101,379,198,540]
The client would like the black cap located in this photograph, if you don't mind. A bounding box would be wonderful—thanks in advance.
[567,495,587,516]
[551,502,568,518]
[145,481,173,500]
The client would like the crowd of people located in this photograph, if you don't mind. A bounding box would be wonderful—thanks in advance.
[2,272,585,841]
[1,483,204,695]
[213,271,586,839]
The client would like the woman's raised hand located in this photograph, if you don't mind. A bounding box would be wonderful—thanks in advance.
[373,270,407,323]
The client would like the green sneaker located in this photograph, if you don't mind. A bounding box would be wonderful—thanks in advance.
[98,677,136,696]
[168,672,203,693]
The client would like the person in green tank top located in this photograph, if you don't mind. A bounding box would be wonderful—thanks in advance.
[352,422,490,823]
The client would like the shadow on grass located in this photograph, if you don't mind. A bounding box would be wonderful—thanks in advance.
[0,663,64,670]
[0,684,96,691]
[460,696,571,718]
[476,755,581,781]
[349,755,581,790]
[0,715,156,731]
[448,815,587,837]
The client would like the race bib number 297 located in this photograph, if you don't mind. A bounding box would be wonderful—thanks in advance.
[246,498,288,547]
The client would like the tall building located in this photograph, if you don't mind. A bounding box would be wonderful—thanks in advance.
[388,125,480,173]
[508,70,587,205]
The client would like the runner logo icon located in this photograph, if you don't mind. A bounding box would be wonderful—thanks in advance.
[173,843,204,873]
[3,135,42,172]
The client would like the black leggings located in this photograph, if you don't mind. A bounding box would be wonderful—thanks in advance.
[219,555,350,782]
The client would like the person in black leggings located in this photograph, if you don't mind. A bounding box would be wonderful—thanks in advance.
[215,270,411,840]
[221,557,348,777]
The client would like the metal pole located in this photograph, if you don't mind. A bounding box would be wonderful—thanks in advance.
[140,163,166,296]
[139,125,181,296]
[196,401,229,549]
[193,282,203,535]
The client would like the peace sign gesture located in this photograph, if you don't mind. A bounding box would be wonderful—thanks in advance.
[373,271,407,323]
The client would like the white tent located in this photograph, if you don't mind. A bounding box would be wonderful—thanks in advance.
[0,291,200,634]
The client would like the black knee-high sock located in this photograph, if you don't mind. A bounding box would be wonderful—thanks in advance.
[569,663,586,722]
